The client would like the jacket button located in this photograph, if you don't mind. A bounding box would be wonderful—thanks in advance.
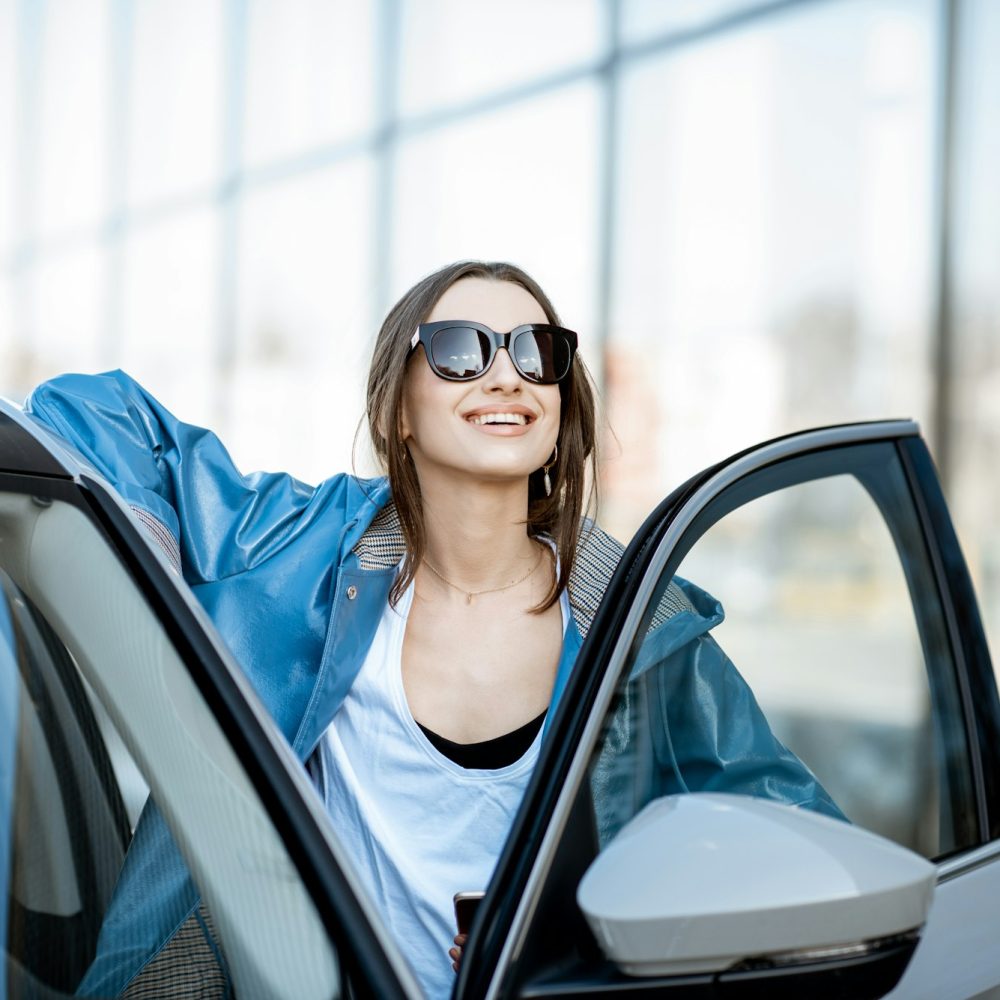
[346,585,358,600]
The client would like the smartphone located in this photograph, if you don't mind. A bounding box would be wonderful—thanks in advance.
[453,890,485,936]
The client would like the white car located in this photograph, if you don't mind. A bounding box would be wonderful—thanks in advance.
[1,402,997,999]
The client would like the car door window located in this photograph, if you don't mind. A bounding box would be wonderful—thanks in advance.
[594,444,978,857]
[668,470,961,857]
[0,488,342,999]
[595,447,977,860]
[3,572,131,994]
[477,432,984,998]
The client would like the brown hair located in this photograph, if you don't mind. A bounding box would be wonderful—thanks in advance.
[365,260,599,612]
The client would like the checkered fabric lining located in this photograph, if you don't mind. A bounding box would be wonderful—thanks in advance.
[122,905,226,999]
[353,501,695,638]
[129,505,182,574]
[649,580,696,631]
[566,522,696,636]
[352,502,406,571]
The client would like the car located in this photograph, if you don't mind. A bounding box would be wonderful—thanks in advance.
[1,399,998,1000]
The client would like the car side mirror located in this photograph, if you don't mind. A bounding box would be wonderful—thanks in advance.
[577,794,935,998]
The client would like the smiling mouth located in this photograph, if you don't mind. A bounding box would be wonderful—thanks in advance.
[467,413,532,426]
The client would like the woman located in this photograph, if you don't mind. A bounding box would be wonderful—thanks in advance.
[26,260,840,998]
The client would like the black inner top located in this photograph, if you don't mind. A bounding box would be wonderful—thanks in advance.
[418,710,548,769]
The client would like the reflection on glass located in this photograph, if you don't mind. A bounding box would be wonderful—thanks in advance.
[675,475,937,850]
[126,0,224,207]
[243,0,375,167]
[621,0,769,43]
[36,0,110,236]
[0,0,18,254]
[589,451,977,864]
[396,0,604,117]
[120,209,220,429]
[27,247,108,382]
[0,276,15,397]
[605,0,935,543]
[233,161,373,483]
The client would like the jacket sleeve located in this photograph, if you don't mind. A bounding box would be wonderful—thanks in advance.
[643,631,846,820]
[591,627,845,846]
[25,369,317,583]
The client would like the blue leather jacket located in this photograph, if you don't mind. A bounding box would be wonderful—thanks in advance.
[24,370,843,997]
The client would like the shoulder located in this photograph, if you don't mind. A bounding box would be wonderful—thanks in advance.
[26,369,173,438]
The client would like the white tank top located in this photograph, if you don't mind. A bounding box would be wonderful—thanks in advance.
[316,579,569,999]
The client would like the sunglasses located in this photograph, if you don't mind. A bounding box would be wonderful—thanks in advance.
[409,321,578,385]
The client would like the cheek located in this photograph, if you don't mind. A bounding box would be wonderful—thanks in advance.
[400,361,434,440]
[544,387,563,433]
[400,368,460,447]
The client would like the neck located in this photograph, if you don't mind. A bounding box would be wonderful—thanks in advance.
[418,474,538,591]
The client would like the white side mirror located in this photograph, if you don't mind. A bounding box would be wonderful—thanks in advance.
[577,794,935,978]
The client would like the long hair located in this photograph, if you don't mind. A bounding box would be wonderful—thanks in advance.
[365,260,598,612]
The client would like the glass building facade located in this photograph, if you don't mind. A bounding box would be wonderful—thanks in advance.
[1,0,998,661]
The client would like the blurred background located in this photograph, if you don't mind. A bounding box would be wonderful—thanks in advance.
[0,0,997,668]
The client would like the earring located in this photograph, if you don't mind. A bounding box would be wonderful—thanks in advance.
[542,443,558,497]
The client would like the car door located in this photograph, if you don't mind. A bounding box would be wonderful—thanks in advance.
[0,403,420,999]
[456,420,1000,1000]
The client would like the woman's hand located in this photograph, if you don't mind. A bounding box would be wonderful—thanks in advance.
[450,933,468,973]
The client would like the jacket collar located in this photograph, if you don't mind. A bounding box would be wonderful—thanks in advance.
[350,498,695,640]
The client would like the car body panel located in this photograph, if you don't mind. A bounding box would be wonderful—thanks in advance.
[888,847,1000,998]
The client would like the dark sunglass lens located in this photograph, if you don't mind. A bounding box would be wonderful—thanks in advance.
[430,327,489,379]
[513,331,572,383]
[549,332,573,380]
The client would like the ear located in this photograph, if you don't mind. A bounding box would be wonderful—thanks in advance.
[396,357,418,445]
[373,407,391,448]
[372,388,407,448]
[398,391,412,444]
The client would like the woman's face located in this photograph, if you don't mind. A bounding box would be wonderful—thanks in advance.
[401,277,562,489]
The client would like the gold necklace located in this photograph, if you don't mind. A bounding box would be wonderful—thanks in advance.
[422,546,545,605]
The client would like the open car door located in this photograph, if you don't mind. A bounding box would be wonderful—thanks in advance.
[0,400,419,999]
[458,420,1000,1000]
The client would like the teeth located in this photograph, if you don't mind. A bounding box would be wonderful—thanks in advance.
[469,413,529,426]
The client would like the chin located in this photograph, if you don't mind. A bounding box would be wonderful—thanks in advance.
[464,462,538,484]
[445,453,537,484]
[413,441,548,485]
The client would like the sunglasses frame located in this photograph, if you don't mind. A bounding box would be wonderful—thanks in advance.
[409,320,578,385]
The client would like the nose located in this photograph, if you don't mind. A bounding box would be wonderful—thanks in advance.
[482,347,522,393]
